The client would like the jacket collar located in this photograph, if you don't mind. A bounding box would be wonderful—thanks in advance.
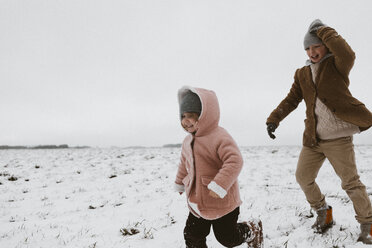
[305,53,333,66]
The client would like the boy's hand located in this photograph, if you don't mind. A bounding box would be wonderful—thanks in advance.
[267,123,277,139]
[209,190,220,199]
[309,19,326,34]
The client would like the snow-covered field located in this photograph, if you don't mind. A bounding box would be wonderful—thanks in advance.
[0,145,371,248]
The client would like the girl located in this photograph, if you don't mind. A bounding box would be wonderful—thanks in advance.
[175,86,263,248]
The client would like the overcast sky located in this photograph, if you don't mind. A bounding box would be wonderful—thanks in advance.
[1,0,372,147]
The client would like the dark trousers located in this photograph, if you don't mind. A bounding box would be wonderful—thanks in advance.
[184,207,246,248]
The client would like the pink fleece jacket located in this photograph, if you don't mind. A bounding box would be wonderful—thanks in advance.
[175,86,243,220]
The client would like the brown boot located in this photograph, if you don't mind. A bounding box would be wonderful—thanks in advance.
[357,223,372,244]
[311,205,334,233]
[243,219,263,248]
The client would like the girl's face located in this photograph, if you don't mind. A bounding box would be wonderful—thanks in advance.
[181,112,199,134]
[306,44,328,63]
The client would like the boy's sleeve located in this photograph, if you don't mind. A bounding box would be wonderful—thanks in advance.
[317,26,355,80]
[207,132,243,198]
[266,70,303,127]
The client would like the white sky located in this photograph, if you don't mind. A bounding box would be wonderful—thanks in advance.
[1,0,372,147]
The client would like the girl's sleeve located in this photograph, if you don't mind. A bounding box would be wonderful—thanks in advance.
[174,147,187,192]
[317,26,355,80]
[207,131,243,198]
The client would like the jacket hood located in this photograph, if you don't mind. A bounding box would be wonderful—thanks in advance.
[178,86,220,137]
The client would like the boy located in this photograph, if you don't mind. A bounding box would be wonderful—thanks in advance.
[266,19,372,244]
[175,86,263,248]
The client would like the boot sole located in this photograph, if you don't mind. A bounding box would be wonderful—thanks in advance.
[313,221,334,234]
[357,236,372,244]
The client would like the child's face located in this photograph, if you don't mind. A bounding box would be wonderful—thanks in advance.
[181,112,199,134]
[306,44,328,63]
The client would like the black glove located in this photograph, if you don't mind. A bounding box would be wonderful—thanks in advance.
[266,123,277,139]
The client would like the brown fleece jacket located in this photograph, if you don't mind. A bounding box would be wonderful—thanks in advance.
[267,26,372,147]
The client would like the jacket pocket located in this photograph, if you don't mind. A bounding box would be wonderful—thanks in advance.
[200,176,231,209]
[182,176,190,186]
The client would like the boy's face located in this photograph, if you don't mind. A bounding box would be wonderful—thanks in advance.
[181,112,199,134]
[306,43,328,63]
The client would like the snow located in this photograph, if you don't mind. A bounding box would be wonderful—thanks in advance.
[0,146,371,248]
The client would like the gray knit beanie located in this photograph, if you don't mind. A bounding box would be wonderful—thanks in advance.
[304,19,325,50]
[179,91,201,117]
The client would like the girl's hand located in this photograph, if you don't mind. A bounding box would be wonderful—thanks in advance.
[209,190,220,199]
